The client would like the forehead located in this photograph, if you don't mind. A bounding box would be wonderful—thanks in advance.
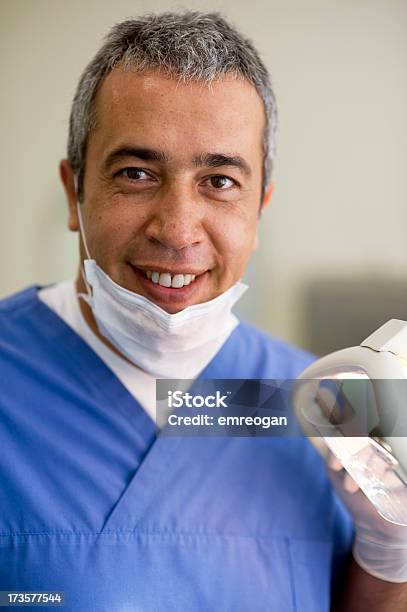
[89,68,265,164]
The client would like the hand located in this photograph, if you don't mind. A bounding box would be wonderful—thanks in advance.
[326,442,407,583]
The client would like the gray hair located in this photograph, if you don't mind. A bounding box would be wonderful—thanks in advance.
[68,11,277,202]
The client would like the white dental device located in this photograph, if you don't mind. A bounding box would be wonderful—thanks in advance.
[292,319,407,526]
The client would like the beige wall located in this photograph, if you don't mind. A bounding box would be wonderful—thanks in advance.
[1,0,406,348]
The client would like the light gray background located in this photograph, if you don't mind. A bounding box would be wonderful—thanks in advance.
[1,0,406,351]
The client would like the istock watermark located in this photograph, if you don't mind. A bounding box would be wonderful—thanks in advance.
[156,379,296,437]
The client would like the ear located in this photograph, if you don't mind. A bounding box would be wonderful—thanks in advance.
[60,159,79,231]
[261,182,274,211]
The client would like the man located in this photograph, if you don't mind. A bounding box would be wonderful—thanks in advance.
[0,11,405,611]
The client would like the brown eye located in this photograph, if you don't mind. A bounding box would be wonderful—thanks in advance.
[208,176,235,189]
[121,168,151,181]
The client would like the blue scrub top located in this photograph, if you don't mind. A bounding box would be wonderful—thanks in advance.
[0,287,353,611]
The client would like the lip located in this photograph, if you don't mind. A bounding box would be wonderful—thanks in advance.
[128,264,208,309]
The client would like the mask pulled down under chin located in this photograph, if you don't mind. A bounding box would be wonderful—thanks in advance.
[80,259,248,378]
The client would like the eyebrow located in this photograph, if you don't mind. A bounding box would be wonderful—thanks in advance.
[103,147,170,171]
[193,153,252,177]
[103,146,251,177]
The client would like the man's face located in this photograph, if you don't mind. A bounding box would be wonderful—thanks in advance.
[66,68,268,314]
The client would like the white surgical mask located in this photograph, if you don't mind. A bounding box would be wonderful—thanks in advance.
[76,202,248,378]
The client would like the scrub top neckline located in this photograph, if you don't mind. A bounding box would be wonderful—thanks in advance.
[26,284,243,532]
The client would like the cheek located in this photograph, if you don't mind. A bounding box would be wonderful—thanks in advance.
[210,211,258,270]
[84,205,143,263]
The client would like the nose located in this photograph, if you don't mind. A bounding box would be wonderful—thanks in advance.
[144,182,205,251]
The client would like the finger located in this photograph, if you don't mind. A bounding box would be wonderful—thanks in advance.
[327,452,343,472]
[326,450,360,493]
[343,473,360,493]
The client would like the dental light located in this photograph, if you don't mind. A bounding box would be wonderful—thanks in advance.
[292,319,407,526]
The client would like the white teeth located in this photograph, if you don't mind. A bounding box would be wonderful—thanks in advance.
[172,274,185,288]
[145,270,199,288]
[158,272,172,287]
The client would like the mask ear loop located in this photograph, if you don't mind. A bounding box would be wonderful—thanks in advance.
[74,178,93,299]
